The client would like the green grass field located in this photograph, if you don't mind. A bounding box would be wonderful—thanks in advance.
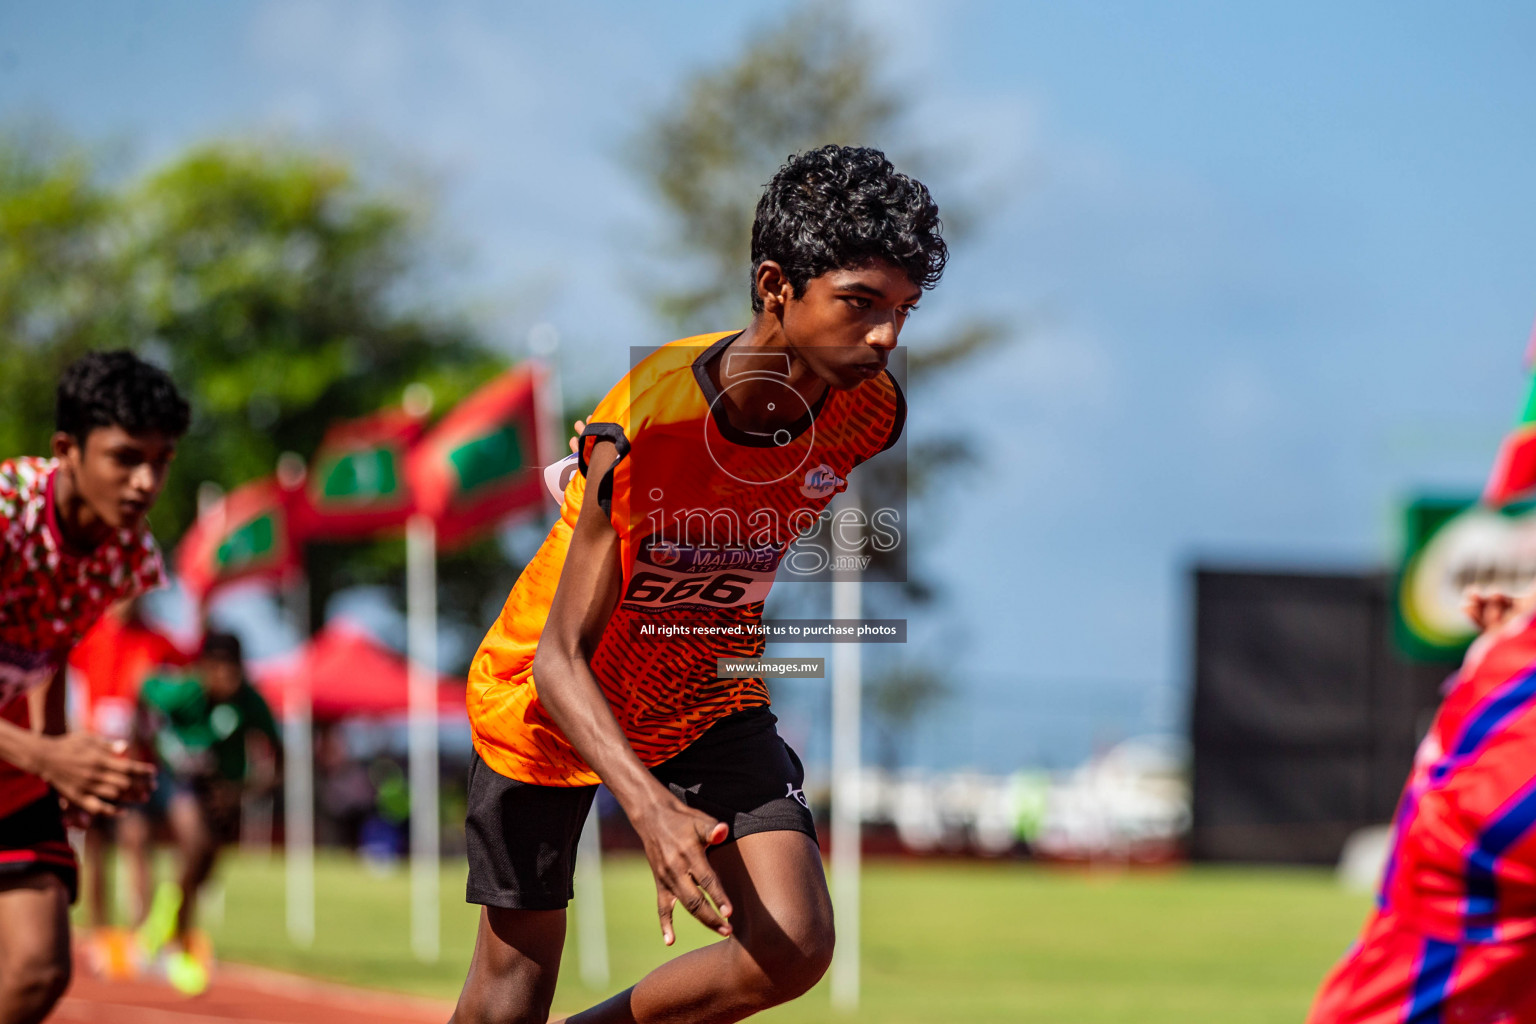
[171,853,1382,1024]
[180,851,1369,1023]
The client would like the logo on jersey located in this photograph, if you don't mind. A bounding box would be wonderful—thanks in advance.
[800,464,846,499]
[622,535,783,611]
[786,784,809,809]
[648,540,683,567]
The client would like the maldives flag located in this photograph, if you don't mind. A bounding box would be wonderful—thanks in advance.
[1485,321,1536,508]
[407,364,550,549]
[176,477,300,603]
[291,408,424,539]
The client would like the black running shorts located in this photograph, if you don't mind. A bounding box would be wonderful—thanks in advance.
[0,795,77,903]
[465,707,816,910]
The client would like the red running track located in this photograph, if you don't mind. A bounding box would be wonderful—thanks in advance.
[54,960,453,1024]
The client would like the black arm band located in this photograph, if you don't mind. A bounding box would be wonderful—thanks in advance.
[577,422,631,516]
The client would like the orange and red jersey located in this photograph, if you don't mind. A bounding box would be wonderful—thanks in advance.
[469,332,904,786]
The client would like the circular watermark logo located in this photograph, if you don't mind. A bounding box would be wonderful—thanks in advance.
[704,351,816,486]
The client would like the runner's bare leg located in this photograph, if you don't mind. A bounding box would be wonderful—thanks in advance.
[560,830,833,1024]
[449,908,567,1024]
[0,872,72,1024]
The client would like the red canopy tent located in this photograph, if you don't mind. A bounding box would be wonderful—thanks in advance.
[251,621,467,722]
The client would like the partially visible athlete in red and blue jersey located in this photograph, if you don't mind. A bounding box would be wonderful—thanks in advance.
[1309,593,1536,1024]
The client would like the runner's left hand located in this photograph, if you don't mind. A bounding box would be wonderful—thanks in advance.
[630,794,733,945]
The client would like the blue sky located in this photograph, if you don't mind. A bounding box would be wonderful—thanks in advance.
[4,1,1533,768]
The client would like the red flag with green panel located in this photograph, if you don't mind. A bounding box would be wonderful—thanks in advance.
[175,477,300,603]
[291,408,424,539]
[407,364,550,549]
[1485,376,1536,507]
[1485,319,1536,508]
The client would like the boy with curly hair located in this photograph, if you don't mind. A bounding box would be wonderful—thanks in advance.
[0,351,188,1024]
[450,144,945,1024]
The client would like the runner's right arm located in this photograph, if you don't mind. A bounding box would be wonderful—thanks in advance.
[0,669,154,816]
[531,439,735,946]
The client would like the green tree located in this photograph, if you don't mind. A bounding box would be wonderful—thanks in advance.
[630,4,1016,763]
[0,131,130,460]
[0,135,522,649]
[119,143,499,540]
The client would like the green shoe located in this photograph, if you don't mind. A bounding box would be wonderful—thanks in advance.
[165,948,209,996]
[136,882,182,958]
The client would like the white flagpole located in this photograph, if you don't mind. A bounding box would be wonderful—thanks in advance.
[529,324,565,472]
[574,808,610,989]
[830,487,862,1011]
[283,572,315,947]
[530,325,612,987]
[406,513,440,962]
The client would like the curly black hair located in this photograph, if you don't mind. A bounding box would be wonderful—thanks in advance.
[56,350,191,443]
[749,145,947,313]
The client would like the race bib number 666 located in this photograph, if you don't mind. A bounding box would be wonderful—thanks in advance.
[621,537,780,611]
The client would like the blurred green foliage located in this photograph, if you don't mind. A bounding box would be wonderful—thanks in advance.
[0,136,124,459]
[0,131,518,644]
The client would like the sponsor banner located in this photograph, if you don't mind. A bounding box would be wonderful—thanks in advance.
[1395,496,1536,660]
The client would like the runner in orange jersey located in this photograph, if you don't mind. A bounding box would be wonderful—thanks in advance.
[450,145,945,1024]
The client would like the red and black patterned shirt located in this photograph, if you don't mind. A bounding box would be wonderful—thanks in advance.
[0,456,165,817]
